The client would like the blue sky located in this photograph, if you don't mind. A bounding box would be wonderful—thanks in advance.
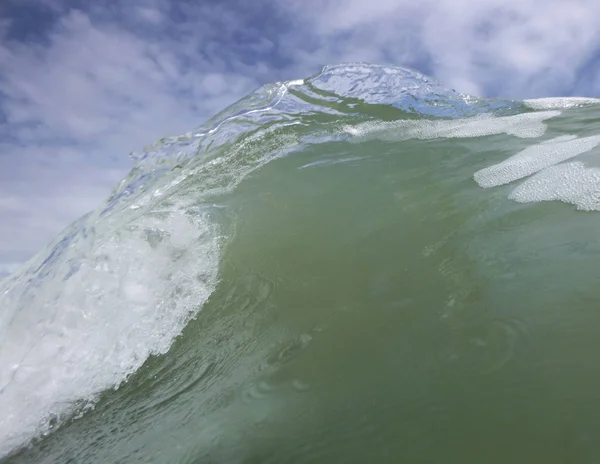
[1,0,599,277]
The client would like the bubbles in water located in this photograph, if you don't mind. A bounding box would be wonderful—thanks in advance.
[268,334,313,366]
[509,161,600,211]
[474,134,600,188]
[439,318,526,375]
[343,111,560,141]
[523,97,600,110]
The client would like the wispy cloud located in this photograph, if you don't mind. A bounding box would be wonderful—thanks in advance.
[280,0,600,97]
[1,0,599,276]
[0,1,269,275]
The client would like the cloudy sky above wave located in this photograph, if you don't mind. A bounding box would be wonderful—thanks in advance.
[1,0,599,277]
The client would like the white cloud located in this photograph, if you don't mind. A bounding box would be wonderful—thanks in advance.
[0,6,266,274]
[280,0,600,97]
[136,6,164,24]
[1,0,600,276]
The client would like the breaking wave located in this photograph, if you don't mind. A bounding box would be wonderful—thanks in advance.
[2,63,600,463]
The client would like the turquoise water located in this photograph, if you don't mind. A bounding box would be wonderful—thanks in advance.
[2,64,600,463]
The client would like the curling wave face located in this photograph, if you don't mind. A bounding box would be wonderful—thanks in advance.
[2,63,600,463]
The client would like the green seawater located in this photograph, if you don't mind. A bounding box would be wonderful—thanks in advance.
[3,65,600,463]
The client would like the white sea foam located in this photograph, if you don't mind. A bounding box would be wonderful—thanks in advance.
[474,135,600,188]
[523,97,600,110]
[343,111,561,141]
[509,161,600,211]
[0,114,304,458]
[0,208,219,457]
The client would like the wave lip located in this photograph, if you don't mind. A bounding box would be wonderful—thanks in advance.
[101,63,518,226]
[306,63,518,116]
[122,64,517,198]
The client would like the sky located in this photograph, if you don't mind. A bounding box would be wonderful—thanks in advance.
[1,0,599,278]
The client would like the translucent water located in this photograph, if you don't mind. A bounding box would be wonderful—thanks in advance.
[2,63,600,463]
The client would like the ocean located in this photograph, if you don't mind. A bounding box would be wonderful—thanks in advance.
[2,63,600,463]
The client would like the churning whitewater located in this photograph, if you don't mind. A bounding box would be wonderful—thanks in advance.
[2,63,600,463]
